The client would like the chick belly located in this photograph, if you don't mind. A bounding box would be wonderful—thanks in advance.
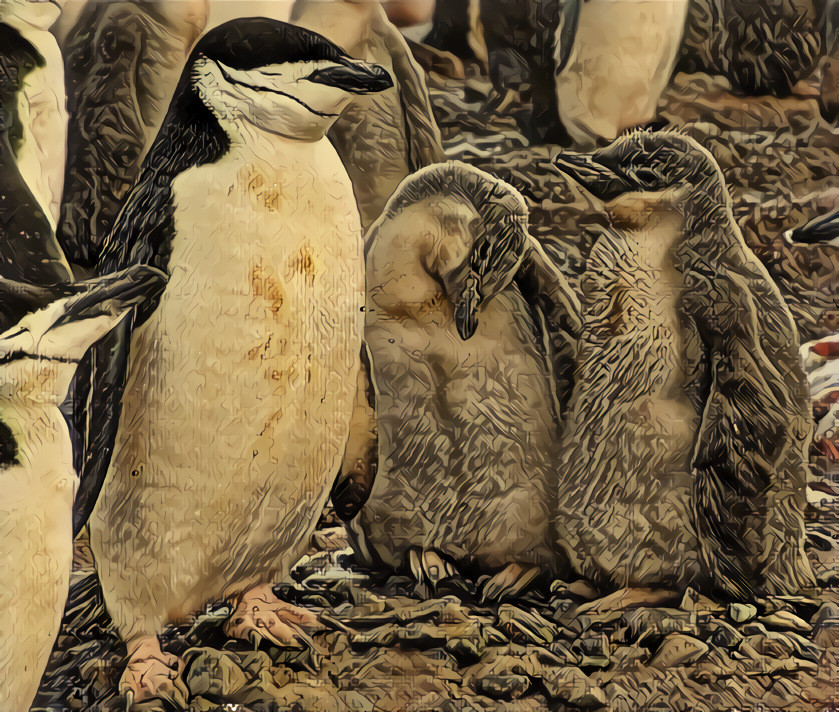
[360,318,556,573]
[0,460,75,711]
[557,331,702,590]
[94,253,361,638]
[554,0,689,147]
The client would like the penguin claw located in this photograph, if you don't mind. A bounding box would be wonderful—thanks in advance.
[225,583,324,654]
[119,636,187,709]
[408,548,457,598]
[480,563,541,604]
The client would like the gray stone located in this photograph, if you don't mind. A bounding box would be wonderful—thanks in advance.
[649,633,709,668]
[476,674,531,700]
[541,666,607,708]
[758,611,812,633]
[727,603,757,623]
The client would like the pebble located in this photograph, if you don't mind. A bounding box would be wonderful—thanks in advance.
[541,666,607,708]
[727,603,757,623]
[757,611,813,633]
[650,634,710,668]
[475,674,531,700]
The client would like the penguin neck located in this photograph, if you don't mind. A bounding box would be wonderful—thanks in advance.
[222,116,331,153]
[294,1,378,57]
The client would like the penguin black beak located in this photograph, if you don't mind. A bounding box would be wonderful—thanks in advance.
[453,274,482,341]
[307,58,393,94]
[554,151,634,201]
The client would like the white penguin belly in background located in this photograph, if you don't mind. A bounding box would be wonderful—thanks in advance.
[554,0,689,148]
[93,141,363,639]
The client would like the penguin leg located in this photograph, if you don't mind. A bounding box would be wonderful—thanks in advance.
[224,583,322,651]
[119,635,187,709]
[574,587,680,616]
[479,562,541,604]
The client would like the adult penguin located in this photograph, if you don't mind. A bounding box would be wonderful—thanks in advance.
[553,130,815,599]
[478,0,580,145]
[0,0,68,229]
[553,0,690,148]
[83,19,392,705]
[678,0,838,99]
[59,0,208,272]
[351,162,581,601]
[291,0,444,231]
[0,22,72,288]
[0,266,166,712]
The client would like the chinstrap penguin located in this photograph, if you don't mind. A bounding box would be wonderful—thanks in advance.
[0,266,166,712]
[59,0,209,271]
[554,130,815,599]
[0,0,68,230]
[82,18,392,705]
[351,162,581,601]
[784,208,839,246]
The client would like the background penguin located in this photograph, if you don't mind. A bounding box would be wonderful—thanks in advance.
[59,0,208,272]
[785,208,839,245]
[0,266,166,712]
[678,0,837,99]
[478,0,580,145]
[0,0,68,230]
[291,0,444,231]
[351,162,581,601]
[554,0,690,148]
[554,130,815,599]
[0,22,73,288]
[80,19,392,705]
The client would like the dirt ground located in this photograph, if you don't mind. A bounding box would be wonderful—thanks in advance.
[32,50,839,712]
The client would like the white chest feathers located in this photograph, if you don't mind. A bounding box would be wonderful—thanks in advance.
[554,0,690,147]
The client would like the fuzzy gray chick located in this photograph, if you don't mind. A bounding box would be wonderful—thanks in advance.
[554,130,815,600]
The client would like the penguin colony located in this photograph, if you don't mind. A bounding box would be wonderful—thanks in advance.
[0,1,833,709]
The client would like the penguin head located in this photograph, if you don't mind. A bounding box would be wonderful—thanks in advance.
[186,18,393,141]
[0,0,66,31]
[382,163,529,340]
[0,266,167,402]
[555,130,729,229]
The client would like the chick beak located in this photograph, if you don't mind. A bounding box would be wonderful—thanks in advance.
[307,57,393,94]
[454,274,481,341]
[554,151,633,201]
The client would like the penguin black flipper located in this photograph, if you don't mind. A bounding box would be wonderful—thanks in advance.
[513,238,582,421]
[553,0,583,76]
[787,209,839,245]
[682,217,815,598]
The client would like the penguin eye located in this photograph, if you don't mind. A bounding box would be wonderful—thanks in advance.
[0,421,18,467]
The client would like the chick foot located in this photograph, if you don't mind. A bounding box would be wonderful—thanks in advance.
[224,583,321,651]
[120,635,187,710]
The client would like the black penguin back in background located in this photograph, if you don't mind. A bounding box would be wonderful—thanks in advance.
[479,0,580,145]
[678,0,833,96]
[59,1,205,273]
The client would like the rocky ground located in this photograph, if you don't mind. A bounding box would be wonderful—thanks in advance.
[33,50,839,712]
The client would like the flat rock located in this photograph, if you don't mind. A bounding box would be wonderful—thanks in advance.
[758,611,812,633]
[727,603,757,624]
[650,634,710,668]
[497,605,559,646]
[476,673,531,700]
[183,648,249,699]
